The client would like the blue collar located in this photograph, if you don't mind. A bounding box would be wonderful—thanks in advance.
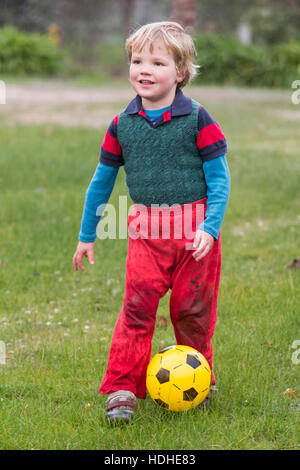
[124,88,193,117]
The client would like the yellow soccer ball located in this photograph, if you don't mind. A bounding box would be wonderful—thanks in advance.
[146,345,211,412]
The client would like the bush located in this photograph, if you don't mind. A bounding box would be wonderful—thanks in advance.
[0,26,63,76]
[194,34,268,87]
[193,33,300,88]
[269,41,300,87]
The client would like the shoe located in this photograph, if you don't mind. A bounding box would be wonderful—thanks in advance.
[198,385,218,407]
[105,390,137,424]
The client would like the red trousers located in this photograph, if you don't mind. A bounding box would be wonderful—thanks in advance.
[99,198,222,399]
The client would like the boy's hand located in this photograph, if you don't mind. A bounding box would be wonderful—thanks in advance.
[73,241,95,272]
[192,230,214,262]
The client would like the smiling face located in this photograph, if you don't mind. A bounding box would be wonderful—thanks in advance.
[129,39,183,110]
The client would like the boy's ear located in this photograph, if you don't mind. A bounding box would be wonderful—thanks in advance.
[176,75,184,85]
[176,67,184,84]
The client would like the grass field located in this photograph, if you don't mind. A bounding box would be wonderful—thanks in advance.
[0,84,299,450]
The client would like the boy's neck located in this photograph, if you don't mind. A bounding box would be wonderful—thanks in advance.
[141,88,177,111]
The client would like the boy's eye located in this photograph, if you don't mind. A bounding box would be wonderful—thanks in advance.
[154,62,164,66]
[132,59,141,64]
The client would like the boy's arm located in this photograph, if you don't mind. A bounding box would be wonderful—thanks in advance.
[193,107,230,261]
[192,155,230,261]
[73,116,123,271]
[79,114,124,241]
[198,154,231,240]
[73,163,118,271]
[79,162,119,242]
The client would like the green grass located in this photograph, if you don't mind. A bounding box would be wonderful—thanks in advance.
[0,86,299,450]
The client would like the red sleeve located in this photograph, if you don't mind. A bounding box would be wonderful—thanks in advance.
[197,107,228,161]
[100,114,124,167]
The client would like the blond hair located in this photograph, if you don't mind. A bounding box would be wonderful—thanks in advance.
[125,21,198,88]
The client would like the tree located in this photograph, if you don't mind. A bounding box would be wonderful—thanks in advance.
[169,0,198,32]
[0,0,53,31]
[118,0,136,37]
[242,0,300,44]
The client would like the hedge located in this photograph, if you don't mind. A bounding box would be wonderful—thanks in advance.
[0,26,63,75]
[193,34,300,88]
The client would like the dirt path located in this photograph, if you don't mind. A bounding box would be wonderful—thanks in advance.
[1,81,292,128]
[3,82,135,127]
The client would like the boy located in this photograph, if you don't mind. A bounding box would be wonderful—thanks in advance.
[73,21,230,423]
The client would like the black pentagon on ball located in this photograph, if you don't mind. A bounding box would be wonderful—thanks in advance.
[186,354,201,369]
[154,398,169,409]
[156,367,170,384]
[183,387,198,401]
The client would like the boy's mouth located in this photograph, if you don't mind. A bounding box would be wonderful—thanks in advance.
[139,79,155,84]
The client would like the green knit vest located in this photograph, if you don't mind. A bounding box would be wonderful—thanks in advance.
[117,100,207,206]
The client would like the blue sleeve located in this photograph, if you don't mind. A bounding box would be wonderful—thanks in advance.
[79,162,119,242]
[198,155,230,240]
